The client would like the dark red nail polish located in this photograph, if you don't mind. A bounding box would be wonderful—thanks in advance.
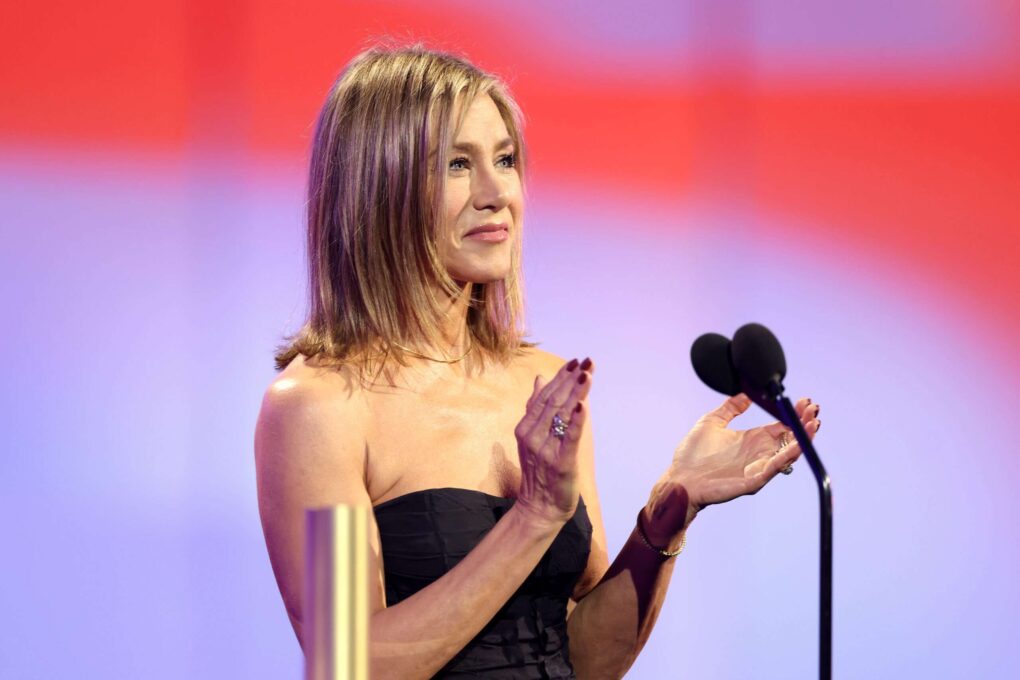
[574,403,582,413]
[578,372,587,384]
[815,404,821,417]
[816,419,822,431]
[566,358,579,371]
[580,357,592,370]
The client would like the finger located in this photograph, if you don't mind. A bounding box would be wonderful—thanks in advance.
[518,363,585,453]
[543,360,589,418]
[539,358,579,399]
[762,423,820,465]
[519,360,578,431]
[526,375,546,409]
[549,400,587,470]
[546,399,587,479]
[768,440,803,476]
[747,443,804,491]
[800,403,820,427]
[531,359,579,414]
[750,415,823,485]
[787,418,821,441]
[533,368,593,466]
[537,368,592,443]
[703,393,753,426]
[761,399,820,440]
[746,430,806,481]
[757,420,824,483]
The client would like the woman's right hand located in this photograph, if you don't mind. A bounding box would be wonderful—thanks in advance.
[513,357,593,529]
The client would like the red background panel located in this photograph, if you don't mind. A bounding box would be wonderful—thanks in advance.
[2,0,1017,344]
[0,0,190,150]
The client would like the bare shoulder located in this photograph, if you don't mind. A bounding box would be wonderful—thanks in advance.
[254,355,383,640]
[254,354,371,506]
[513,345,570,378]
[260,353,366,415]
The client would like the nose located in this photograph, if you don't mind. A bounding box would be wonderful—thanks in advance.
[470,162,511,213]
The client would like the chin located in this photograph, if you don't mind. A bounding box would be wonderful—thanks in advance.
[442,243,514,285]
[447,263,511,286]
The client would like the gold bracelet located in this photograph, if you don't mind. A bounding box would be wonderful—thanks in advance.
[636,508,686,558]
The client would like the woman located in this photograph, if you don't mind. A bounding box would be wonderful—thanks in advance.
[255,45,820,679]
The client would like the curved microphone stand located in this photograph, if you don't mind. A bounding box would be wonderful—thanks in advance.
[767,380,832,680]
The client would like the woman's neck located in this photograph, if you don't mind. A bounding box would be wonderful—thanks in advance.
[401,281,474,362]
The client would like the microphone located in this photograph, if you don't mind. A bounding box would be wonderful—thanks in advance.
[690,323,787,421]
[689,332,740,396]
[689,322,833,680]
[731,322,786,390]
[731,322,787,422]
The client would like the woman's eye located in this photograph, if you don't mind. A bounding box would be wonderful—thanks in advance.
[448,153,516,171]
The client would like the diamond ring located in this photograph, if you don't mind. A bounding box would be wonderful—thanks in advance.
[550,414,568,440]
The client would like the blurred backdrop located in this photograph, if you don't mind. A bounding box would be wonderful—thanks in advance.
[2,1,1018,678]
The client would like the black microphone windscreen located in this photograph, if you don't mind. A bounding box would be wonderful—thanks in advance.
[731,323,787,390]
[690,333,741,396]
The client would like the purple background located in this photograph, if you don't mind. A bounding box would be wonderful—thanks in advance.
[2,1,1018,677]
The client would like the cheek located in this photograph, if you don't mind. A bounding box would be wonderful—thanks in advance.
[444,181,469,227]
[508,177,524,220]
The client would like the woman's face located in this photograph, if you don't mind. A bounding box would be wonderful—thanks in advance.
[438,93,522,285]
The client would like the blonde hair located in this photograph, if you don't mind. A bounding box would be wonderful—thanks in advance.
[274,44,532,374]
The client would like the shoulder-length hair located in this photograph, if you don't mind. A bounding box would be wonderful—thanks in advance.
[274,44,531,374]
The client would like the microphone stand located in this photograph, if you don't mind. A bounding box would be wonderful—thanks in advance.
[769,381,832,680]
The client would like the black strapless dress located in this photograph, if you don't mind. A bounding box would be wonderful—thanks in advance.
[372,488,593,679]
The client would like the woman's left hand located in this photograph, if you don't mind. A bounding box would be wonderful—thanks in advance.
[640,394,821,548]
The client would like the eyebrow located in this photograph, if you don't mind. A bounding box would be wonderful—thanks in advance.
[450,137,514,154]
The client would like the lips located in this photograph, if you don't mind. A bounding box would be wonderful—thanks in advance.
[464,223,508,237]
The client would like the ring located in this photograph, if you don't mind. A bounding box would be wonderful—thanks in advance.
[550,414,568,440]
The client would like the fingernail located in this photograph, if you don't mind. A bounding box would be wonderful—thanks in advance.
[580,357,592,370]
[574,402,582,413]
[806,398,812,405]
[566,358,579,371]
[578,372,587,384]
[816,419,822,431]
[814,404,821,417]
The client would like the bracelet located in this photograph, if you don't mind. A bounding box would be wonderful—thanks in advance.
[635,508,686,558]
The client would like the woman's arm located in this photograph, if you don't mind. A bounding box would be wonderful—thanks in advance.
[256,360,591,680]
[566,393,820,679]
[370,504,564,678]
[566,490,686,679]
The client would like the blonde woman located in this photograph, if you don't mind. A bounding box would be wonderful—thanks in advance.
[255,45,821,679]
